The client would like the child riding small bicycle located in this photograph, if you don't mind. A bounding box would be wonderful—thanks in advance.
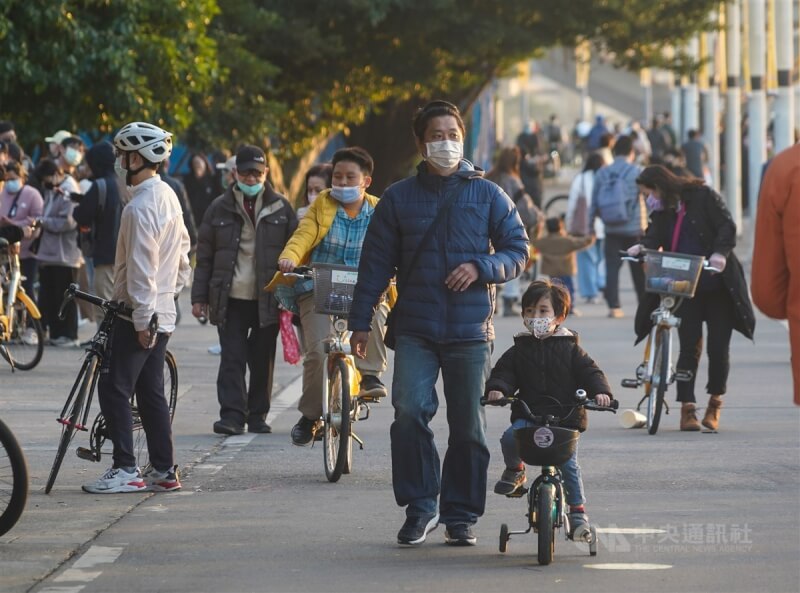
[485,279,613,538]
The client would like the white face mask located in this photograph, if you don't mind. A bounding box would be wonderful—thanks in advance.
[307,190,320,205]
[524,316,557,339]
[425,140,463,170]
[114,156,128,183]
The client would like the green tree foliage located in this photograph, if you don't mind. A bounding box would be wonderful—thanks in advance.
[192,0,721,193]
[0,0,218,148]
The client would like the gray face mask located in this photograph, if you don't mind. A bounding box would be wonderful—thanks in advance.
[114,156,128,184]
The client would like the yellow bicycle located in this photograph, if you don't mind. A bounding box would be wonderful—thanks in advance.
[0,237,44,371]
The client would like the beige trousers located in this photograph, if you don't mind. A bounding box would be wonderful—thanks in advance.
[92,264,115,325]
[296,292,388,420]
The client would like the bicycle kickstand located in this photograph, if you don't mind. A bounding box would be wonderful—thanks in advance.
[0,344,15,372]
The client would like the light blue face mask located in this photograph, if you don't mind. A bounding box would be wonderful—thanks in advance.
[65,146,83,166]
[237,181,263,197]
[5,179,21,194]
[330,185,362,204]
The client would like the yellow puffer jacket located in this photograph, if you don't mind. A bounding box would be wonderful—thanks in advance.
[264,189,396,306]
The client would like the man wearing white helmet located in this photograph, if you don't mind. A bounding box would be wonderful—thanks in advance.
[83,121,191,494]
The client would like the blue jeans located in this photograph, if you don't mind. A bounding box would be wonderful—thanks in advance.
[576,239,605,299]
[390,335,491,526]
[499,419,586,506]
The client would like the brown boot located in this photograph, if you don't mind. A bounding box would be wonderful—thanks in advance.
[702,395,723,431]
[680,403,701,431]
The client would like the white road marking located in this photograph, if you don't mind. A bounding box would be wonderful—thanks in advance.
[222,433,256,447]
[43,545,125,590]
[267,374,302,425]
[596,527,667,535]
[71,545,124,569]
[585,563,673,570]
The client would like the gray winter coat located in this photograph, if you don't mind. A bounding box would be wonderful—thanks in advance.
[191,183,297,327]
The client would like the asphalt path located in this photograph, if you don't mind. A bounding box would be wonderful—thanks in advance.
[1,173,798,592]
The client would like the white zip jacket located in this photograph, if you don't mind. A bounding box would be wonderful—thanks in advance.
[112,176,191,333]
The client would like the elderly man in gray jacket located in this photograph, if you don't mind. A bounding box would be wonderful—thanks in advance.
[192,145,298,436]
[590,135,646,318]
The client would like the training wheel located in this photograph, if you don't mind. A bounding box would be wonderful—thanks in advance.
[499,523,509,553]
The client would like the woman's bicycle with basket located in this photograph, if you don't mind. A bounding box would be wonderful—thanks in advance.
[619,249,721,435]
[45,283,178,493]
[283,263,381,483]
[482,391,617,565]
[0,236,44,372]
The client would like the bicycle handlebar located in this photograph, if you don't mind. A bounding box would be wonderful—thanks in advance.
[58,283,132,321]
[480,390,618,425]
[618,250,722,273]
[281,265,313,280]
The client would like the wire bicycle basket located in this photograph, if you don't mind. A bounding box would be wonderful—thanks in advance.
[311,263,359,316]
[643,249,704,299]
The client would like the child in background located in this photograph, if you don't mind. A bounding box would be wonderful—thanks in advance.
[484,280,613,539]
[531,217,594,315]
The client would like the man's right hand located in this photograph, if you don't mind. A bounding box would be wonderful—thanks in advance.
[278,258,296,273]
[192,303,208,319]
[627,244,644,257]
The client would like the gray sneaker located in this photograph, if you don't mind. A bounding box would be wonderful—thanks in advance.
[493,467,526,496]
[568,511,590,541]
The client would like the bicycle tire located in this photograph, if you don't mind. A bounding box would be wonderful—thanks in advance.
[0,418,28,536]
[132,350,179,470]
[46,355,97,494]
[537,482,556,565]
[543,194,568,219]
[5,298,44,370]
[646,330,669,435]
[323,358,351,482]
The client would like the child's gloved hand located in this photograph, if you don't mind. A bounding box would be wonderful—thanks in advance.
[594,393,612,407]
[486,390,505,402]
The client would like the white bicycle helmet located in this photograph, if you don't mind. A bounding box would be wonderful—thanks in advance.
[113,122,173,163]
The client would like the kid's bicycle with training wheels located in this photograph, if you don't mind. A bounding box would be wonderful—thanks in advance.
[45,284,178,493]
[619,249,721,435]
[0,416,28,536]
[482,391,617,565]
[0,236,44,372]
[283,264,383,483]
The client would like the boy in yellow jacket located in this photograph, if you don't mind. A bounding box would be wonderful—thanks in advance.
[266,147,391,445]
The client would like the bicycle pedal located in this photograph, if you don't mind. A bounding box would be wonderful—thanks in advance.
[620,378,640,388]
[76,446,100,462]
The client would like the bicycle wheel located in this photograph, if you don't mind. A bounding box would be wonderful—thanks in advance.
[537,483,556,565]
[5,298,44,371]
[46,355,97,494]
[646,329,670,435]
[544,194,568,219]
[132,350,178,470]
[323,358,351,482]
[0,418,28,536]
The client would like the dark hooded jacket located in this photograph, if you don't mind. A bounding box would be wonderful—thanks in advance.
[484,328,613,432]
[634,185,755,344]
[73,141,122,266]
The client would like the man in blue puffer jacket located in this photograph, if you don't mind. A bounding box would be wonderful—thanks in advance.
[349,100,529,547]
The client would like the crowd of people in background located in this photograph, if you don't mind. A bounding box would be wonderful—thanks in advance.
[493,109,758,432]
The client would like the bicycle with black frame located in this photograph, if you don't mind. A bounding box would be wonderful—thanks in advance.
[0,416,28,536]
[482,390,617,565]
[45,283,178,493]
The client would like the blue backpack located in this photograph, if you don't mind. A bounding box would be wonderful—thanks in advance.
[596,166,636,225]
